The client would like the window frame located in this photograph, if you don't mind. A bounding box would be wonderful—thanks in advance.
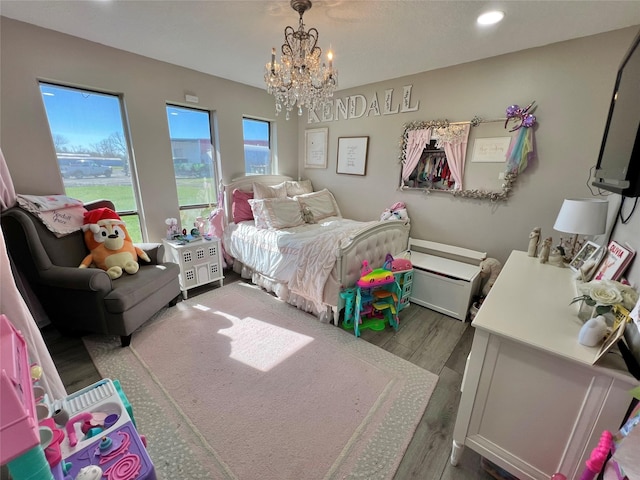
[166,103,221,220]
[242,116,275,175]
[38,81,148,241]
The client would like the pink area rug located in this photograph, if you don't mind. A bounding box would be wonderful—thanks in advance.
[83,282,438,479]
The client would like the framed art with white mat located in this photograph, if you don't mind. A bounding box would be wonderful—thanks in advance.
[337,136,368,175]
[304,128,328,169]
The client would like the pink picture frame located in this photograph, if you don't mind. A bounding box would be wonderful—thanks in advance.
[593,241,635,281]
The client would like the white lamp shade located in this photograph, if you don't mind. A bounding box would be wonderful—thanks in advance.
[553,198,608,235]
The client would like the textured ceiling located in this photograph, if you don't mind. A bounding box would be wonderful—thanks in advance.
[2,1,640,91]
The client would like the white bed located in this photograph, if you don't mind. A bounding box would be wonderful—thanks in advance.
[221,175,410,324]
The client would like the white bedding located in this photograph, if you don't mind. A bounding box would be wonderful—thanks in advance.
[223,216,377,312]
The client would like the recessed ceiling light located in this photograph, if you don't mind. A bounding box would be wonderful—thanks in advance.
[477,11,505,26]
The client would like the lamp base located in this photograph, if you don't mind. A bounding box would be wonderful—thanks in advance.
[562,234,584,260]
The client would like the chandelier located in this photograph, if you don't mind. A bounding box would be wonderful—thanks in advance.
[265,0,338,119]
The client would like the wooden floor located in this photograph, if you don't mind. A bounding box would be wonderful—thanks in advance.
[41,270,495,480]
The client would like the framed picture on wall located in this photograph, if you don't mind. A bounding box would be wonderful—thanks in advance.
[304,128,328,169]
[337,136,369,176]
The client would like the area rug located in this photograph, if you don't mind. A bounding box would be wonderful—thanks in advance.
[83,282,438,480]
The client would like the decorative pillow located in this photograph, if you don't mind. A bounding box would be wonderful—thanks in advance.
[249,198,305,229]
[253,182,287,200]
[247,199,269,229]
[232,189,254,223]
[284,179,313,197]
[294,189,341,220]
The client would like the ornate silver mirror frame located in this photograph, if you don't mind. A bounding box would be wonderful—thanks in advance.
[398,118,519,202]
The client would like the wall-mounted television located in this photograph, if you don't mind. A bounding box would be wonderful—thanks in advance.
[592,29,640,197]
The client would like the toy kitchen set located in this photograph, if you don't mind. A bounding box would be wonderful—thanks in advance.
[0,314,156,480]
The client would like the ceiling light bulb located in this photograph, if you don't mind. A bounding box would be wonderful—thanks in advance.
[477,11,504,25]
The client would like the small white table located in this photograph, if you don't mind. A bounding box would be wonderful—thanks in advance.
[451,250,635,480]
[162,237,224,299]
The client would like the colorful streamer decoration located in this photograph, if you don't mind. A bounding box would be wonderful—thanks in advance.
[505,101,537,174]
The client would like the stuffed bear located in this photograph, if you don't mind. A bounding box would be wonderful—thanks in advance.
[79,208,150,279]
[479,257,502,297]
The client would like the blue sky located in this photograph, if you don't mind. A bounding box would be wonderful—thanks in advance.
[40,83,267,150]
[40,83,126,147]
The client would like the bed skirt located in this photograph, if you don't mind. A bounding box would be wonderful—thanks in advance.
[231,259,338,324]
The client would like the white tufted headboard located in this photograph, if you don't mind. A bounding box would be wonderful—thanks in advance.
[222,174,293,223]
[337,221,411,291]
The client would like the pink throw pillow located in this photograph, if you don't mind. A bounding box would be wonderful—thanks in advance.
[232,189,254,223]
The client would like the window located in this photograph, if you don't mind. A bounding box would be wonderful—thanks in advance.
[166,105,218,231]
[39,83,143,242]
[242,118,272,174]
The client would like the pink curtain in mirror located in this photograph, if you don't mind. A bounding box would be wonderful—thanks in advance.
[441,124,470,190]
[402,128,432,181]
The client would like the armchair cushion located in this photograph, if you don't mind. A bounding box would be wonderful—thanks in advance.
[104,264,178,313]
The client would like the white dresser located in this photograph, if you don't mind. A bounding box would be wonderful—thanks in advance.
[162,238,224,299]
[451,250,635,479]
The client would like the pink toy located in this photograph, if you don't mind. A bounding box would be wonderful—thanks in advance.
[0,314,40,464]
[66,412,93,447]
[579,430,613,480]
[383,253,412,273]
[40,417,64,470]
[356,259,394,287]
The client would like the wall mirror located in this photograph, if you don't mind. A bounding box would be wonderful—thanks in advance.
[398,118,521,201]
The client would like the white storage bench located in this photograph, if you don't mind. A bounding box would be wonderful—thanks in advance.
[408,238,486,321]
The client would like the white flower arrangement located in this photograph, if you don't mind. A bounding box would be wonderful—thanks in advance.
[572,279,639,316]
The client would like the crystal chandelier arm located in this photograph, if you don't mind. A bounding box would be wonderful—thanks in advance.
[264,0,338,119]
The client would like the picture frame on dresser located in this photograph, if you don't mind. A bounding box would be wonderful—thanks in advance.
[593,315,627,364]
[593,241,635,281]
[569,241,601,272]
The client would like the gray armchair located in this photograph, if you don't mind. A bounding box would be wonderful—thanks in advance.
[1,200,181,347]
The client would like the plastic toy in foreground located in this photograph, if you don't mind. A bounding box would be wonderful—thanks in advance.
[356,260,395,287]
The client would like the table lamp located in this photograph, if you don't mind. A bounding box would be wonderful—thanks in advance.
[553,198,608,257]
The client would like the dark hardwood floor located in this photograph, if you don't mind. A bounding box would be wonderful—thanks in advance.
[40,269,495,480]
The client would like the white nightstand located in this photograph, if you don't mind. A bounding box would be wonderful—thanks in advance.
[162,238,224,299]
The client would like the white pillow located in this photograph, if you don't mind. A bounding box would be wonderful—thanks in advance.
[249,198,305,229]
[294,189,341,220]
[284,179,313,197]
[253,182,287,200]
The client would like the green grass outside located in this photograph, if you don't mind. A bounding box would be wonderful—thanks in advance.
[66,177,217,243]
[66,185,137,211]
[66,177,217,212]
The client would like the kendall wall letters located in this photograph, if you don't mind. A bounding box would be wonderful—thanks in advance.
[307,85,420,124]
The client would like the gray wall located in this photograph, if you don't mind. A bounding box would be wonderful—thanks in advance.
[0,17,299,241]
[298,27,640,269]
[2,17,640,281]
